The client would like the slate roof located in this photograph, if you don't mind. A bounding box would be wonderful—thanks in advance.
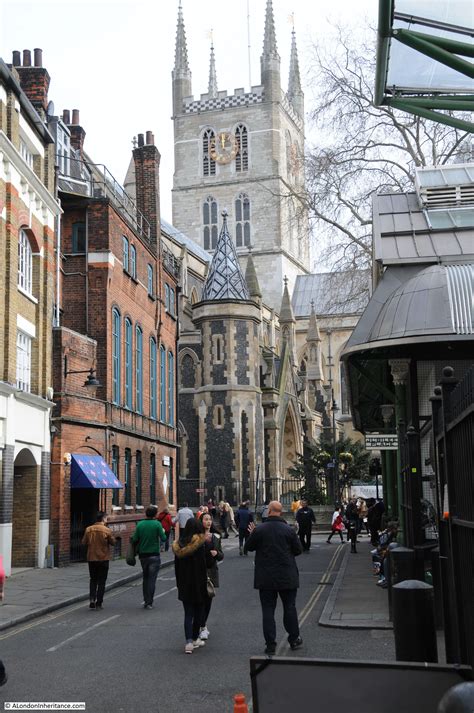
[161,219,211,263]
[373,191,474,265]
[292,271,370,317]
[201,212,250,301]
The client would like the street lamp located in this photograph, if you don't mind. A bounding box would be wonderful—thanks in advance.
[331,389,339,504]
[63,356,101,389]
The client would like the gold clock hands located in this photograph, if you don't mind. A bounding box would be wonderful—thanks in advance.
[220,133,226,149]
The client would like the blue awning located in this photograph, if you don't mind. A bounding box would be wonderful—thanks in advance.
[71,455,123,489]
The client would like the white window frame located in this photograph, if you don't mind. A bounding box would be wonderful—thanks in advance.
[18,229,33,296]
[16,331,32,392]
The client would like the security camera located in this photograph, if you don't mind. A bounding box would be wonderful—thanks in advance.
[63,452,72,465]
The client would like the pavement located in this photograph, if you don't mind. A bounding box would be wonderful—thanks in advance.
[319,535,392,629]
[0,532,392,634]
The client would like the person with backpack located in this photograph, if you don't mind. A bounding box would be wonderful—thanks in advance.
[295,499,316,552]
[327,507,345,543]
[157,507,173,552]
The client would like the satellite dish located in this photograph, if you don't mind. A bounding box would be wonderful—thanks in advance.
[47,100,55,117]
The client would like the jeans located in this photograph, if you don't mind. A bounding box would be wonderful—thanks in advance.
[139,554,161,606]
[200,595,213,627]
[183,601,205,642]
[88,561,109,605]
[259,589,300,646]
[299,527,312,551]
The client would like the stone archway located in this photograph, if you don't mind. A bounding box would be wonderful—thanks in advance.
[12,448,40,567]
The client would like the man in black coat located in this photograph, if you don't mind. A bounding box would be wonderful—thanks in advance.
[295,499,316,552]
[245,500,303,654]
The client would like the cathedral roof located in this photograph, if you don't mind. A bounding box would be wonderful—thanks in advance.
[202,211,250,301]
[292,271,370,317]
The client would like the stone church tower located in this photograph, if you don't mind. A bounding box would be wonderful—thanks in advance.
[171,0,310,311]
[179,212,264,505]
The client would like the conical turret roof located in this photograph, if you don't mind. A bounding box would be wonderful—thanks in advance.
[202,211,250,301]
[245,251,262,299]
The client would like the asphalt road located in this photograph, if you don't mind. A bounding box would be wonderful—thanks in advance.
[0,535,394,713]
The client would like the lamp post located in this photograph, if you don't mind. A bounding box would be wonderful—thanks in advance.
[331,388,339,504]
[63,356,101,390]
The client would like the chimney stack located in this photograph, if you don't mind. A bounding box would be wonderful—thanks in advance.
[14,47,50,116]
[68,109,86,156]
[62,109,70,125]
[133,131,161,248]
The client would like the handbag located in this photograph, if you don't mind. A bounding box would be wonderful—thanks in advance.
[206,576,215,598]
[126,538,137,566]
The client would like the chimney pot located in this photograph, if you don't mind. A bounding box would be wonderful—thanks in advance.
[12,51,21,66]
[63,110,70,125]
[137,133,145,148]
[34,48,42,67]
[23,49,32,67]
[146,131,153,145]
[72,109,80,125]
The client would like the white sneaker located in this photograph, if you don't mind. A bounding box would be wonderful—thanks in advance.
[184,642,194,654]
[199,627,210,640]
[193,638,205,648]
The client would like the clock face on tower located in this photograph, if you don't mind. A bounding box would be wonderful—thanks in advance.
[210,131,239,165]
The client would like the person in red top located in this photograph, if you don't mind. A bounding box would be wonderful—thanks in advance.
[327,507,345,543]
[158,507,173,552]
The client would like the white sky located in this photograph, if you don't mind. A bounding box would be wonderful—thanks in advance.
[1,0,376,220]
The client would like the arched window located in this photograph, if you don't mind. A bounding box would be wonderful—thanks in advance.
[18,229,33,295]
[112,308,121,405]
[203,196,218,250]
[124,318,133,409]
[235,193,251,247]
[135,325,143,414]
[160,345,166,422]
[150,337,157,419]
[235,124,248,172]
[202,128,216,177]
[168,351,174,426]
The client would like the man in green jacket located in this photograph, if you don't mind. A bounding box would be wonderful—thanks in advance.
[131,505,166,609]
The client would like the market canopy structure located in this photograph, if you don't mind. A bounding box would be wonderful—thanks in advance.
[375,0,474,132]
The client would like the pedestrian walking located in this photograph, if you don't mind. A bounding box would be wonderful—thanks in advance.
[173,501,194,539]
[198,512,224,640]
[131,505,166,609]
[367,498,385,546]
[157,507,173,552]
[218,501,229,538]
[244,500,303,655]
[235,501,254,555]
[345,497,359,552]
[81,511,116,610]
[226,501,238,536]
[295,499,316,552]
[327,507,344,543]
[291,497,301,515]
[207,498,217,520]
[173,517,214,654]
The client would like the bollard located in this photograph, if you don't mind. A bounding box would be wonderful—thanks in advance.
[388,546,414,621]
[437,682,474,713]
[233,693,249,713]
[393,579,437,662]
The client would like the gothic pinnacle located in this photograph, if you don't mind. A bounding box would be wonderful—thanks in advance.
[208,37,218,98]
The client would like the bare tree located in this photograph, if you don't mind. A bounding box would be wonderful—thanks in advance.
[301,24,471,273]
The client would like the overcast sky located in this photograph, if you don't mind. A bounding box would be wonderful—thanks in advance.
[2,0,376,220]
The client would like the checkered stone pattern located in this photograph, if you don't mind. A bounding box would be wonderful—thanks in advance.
[184,91,264,114]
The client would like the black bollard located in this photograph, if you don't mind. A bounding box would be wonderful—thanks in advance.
[437,682,474,713]
[392,579,438,662]
[388,545,414,621]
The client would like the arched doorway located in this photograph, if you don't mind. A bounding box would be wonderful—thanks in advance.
[280,404,302,509]
[12,448,40,567]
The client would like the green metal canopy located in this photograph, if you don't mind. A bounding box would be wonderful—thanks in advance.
[375,0,474,132]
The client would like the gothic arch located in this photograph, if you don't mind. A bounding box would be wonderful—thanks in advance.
[280,400,301,478]
[179,347,200,389]
[190,286,199,305]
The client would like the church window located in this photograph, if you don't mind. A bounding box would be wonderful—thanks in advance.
[235,193,251,247]
[203,196,218,250]
[213,334,224,364]
[202,128,216,177]
[235,124,248,172]
[214,405,224,429]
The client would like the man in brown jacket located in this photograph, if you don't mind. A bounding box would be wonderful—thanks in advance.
[82,512,116,610]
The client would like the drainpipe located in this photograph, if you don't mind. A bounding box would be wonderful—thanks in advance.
[55,199,62,327]
[85,206,89,334]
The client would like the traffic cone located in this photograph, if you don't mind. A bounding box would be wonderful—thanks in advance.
[233,693,249,713]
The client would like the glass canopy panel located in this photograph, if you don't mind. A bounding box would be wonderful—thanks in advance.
[417,165,474,188]
[386,0,474,91]
[426,208,474,229]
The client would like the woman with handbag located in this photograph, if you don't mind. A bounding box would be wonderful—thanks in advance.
[198,512,224,640]
[173,517,214,654]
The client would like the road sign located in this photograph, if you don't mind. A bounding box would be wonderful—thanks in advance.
[365,434,398,450]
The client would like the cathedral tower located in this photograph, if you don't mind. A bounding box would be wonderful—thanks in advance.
[171,0,310,311]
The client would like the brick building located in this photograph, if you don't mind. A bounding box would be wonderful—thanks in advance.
[47,118,180,564]
[0,52,61,575]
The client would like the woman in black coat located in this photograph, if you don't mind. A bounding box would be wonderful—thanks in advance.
[173,517,214,654]
[198,512,224,640]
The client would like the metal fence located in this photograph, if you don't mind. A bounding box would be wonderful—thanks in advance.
[432,365,474,669]
[176,476,308,510]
